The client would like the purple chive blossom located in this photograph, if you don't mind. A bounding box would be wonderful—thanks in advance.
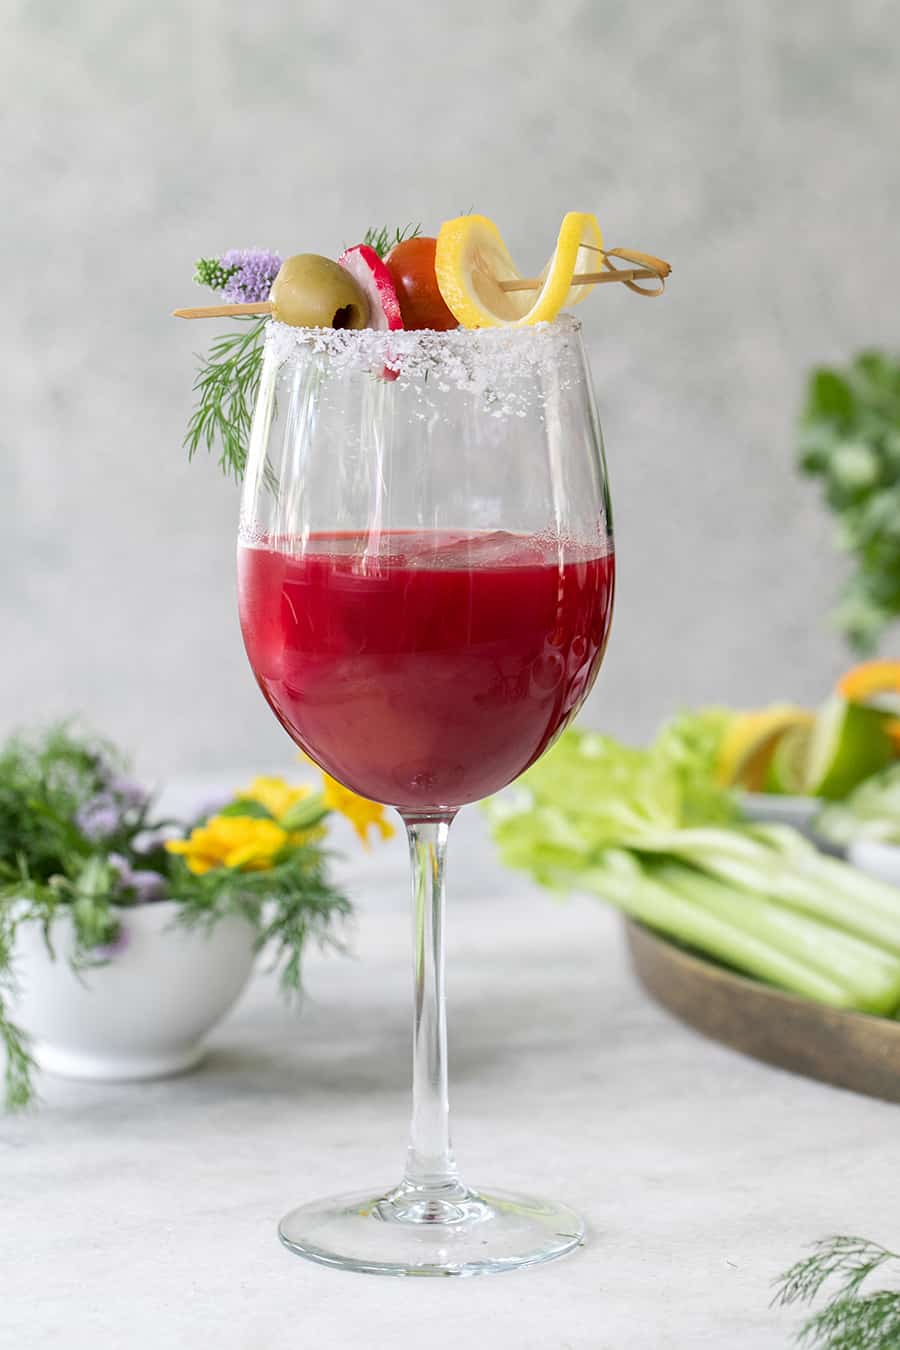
[220,249,282,304]
[128,869,167,901]
[128,871,167,904]
[107,775,150,812]
[108,853,167,905]
[76,796,121,841]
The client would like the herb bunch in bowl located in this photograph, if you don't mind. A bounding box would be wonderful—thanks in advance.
[0,726,393,1109]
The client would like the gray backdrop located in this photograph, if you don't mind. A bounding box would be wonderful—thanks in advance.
[3,0,899,779]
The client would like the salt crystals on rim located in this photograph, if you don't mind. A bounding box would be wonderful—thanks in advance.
[264,316,582,418]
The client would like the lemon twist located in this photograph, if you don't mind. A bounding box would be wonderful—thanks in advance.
[435,212,607,328]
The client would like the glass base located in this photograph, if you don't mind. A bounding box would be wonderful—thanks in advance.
[278,1180,585,1277]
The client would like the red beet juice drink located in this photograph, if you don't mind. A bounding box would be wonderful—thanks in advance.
[238,529,614,812]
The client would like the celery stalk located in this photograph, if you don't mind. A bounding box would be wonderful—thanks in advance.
[582,853,859,1009]
[651,860,900,1015]
[625,828,900,956]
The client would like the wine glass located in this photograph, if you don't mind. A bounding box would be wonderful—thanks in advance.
[237,317,615,1277]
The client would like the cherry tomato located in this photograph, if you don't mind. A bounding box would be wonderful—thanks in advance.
[385,236,458,331]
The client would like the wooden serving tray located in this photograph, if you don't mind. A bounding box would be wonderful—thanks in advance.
[625,919,900,1103]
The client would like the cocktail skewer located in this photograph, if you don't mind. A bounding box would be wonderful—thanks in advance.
[172,247,670,319]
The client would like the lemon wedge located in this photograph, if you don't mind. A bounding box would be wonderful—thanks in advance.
[716,706,814,791]
[435,212,606,328]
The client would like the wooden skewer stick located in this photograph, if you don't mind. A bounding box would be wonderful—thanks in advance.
[170,271,647,319]
[498,268,659,292]
[498,246,670,296]
[172,301,274,319]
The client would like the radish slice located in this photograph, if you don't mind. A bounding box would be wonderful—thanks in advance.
[337,245,404,331]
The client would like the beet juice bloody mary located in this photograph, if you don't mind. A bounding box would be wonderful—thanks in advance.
[238,529,614,812]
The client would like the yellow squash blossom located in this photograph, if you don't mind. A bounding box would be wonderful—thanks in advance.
[239,775,312,821]
[321,772,395,846]
[167,815,290,875]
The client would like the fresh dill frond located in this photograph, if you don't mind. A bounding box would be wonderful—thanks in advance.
[184,318,267,479]
[0,1006,33,1111]
[776,1236,898,1307]
[774,1236,900,1349]
[0,903,33,1110]
[171,845,351,999]
[799,1290,900,1349]
[362,223,422,259]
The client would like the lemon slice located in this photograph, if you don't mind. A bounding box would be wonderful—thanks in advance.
[435,212,605,328]
[716,706,814,791]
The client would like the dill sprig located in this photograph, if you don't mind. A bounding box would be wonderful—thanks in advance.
[774,1236,900,1349]
[171,845,351,999]
[0,903,33,1111]
[0,1012,32,1111]
[362,222,421,259]
[184,318,267,480]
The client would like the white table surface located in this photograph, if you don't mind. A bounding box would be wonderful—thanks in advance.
[3,797,898,1349]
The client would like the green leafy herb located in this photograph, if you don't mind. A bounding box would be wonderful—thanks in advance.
[0,725,123,883]
[775,1235,900,1349]
[0,904,33,1110]
[0,868,124,1112]
[362,223,422,259]
[169,846,350,999]
[184,318,267,479]
[798,350,900,652]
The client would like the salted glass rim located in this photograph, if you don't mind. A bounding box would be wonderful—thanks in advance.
[266,312,582,347]
[263,313,585,387]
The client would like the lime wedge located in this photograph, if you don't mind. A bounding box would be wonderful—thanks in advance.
[803,696,894,799]
[765,723,814,795]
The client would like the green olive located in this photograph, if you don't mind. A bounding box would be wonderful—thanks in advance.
[270,254,369,329]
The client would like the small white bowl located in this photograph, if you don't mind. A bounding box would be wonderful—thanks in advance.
[11,901,256,1082]
[848,839,900,888]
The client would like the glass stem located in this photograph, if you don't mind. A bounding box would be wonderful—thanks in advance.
[401,814,459,1193]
